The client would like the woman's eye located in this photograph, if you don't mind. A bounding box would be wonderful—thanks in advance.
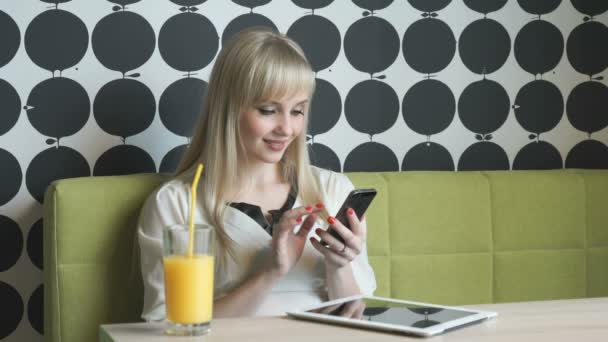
[258,108,276,115]
[291,110,304,116]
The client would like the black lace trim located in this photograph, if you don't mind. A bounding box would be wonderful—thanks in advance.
[229,187,297,236]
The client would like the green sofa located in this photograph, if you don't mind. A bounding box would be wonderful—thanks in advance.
[43,170,608,342]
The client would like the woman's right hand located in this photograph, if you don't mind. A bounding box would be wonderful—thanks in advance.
[268,204,323,277]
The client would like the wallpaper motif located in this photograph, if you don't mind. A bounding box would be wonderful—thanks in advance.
[0,0,607,340]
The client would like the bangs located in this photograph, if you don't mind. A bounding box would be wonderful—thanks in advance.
[248,41,315,104]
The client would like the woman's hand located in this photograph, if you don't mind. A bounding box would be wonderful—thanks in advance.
[268,204,323,277]
[310,208,366,269]
[214,203,323,318]
[338,299,366,319]
[318,299,366,319]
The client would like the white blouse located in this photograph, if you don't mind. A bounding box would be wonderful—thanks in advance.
[137,166,376,321]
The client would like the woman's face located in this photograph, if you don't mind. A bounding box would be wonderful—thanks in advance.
[239,91,309,166]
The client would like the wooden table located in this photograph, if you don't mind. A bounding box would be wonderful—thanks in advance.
[100,297,608,341]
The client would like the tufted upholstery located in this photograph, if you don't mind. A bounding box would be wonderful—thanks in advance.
[44,170,608,342]
[348,170,608,304]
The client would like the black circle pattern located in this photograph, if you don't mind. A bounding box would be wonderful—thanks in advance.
[159,12,218,72]
[0,79,20,135]
[25,9,88,73]
[570,0,608,18]
[160,144,188,173]
[94,78,155,139]
[403,79,455,136]
[92,11,155,74]
[458,79,509,135]
[514,80,564,135]
[0,148,22,206]
[566,140,608,169]
[0,2,607,340]
[566,21,608,77]
[566,81,608,134]
[564,2,608,165]
[464,0,507,14]
[344,16,400,75]
[0,215,23,272]
[292,0,334,10]
[0,281,23,339]
[222,13,277,46]
[517,0,562,16]
[514,141,563,170]
[287,15,341,72]
[346,79,399,136]
[458,142,510,171]
[26,146,91,203]
[515,20,564,76]
[402,18,456,75]
[402,142,454,171]
[94,144,156,176]
[27,219,43,271]
[344,142,399,172]
[309,143,341,172]
[28,284,43,335]
[308,78,341,136]
[159,78,208,137]
[459,18,511,75]
[407,0,451,13]
[353,0,394,12]
[233,0,271,9]
[26,77,90,140]
[0,10,20,68]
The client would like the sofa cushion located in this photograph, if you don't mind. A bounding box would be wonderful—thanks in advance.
[350,171,493,304]
[44,173,167,342]
[43,169,608,342]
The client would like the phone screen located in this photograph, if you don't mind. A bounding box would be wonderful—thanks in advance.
[327,188,377,243]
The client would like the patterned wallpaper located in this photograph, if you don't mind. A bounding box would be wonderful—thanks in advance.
[0,0,607,340]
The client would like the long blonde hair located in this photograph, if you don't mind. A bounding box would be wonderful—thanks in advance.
[175,27,323,264]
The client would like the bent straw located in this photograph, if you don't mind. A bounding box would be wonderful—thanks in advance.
[188,163,204,257]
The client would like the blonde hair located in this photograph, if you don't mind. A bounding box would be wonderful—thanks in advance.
[175,27,323,265]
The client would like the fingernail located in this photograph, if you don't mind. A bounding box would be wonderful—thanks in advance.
[315,203,324,209]
[315,228,322,234]
[328,217,335,225]
[305,205,313,212]
[296,217,303,223]
[347,208,354,216]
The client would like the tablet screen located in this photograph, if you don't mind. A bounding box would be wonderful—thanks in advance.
[306,298,476,328]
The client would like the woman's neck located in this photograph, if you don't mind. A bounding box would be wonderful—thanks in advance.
[241,162,285,188]
[226,162,289,204]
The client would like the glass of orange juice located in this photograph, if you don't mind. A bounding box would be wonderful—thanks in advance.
[163,224,214,336]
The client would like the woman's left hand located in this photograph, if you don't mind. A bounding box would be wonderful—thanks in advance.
[310,208,366,269]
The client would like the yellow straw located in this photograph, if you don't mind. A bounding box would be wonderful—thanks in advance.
[188,163,204,257]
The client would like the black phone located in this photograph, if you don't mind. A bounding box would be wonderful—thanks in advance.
[326,188,377,244]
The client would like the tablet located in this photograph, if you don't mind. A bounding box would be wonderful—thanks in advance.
[286,295,497,337]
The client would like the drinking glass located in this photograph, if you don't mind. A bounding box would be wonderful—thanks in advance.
[163,224,214,336]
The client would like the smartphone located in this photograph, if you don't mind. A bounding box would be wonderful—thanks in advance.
[325,188,377,244]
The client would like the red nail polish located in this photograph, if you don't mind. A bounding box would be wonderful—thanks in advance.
[315,203,324,209]
[305,206,313,212]
[296,217,302,223]
[347,208,354,215]
[328,217,335,225]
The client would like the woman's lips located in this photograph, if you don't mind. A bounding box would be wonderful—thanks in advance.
[264,139,287,151]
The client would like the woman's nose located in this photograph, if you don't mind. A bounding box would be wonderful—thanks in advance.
[275,112,293,135]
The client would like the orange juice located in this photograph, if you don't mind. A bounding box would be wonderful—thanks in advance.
[163,254,214,324]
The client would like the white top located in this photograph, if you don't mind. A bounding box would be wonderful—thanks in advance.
[137,166,377,321]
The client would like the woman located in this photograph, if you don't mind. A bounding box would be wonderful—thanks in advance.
[137,27,376,320]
